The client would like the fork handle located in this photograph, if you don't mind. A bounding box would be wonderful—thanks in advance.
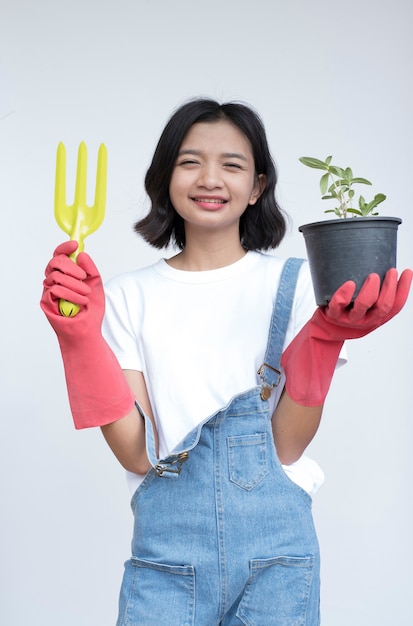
[59,298,80,317]
[59,249,81,317]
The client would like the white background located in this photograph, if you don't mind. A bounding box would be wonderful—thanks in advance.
[1,1,412,624]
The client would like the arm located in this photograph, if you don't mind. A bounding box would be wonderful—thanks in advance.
[101,370,158,475]
[275,269,412,464]
[41,243,156,474]
[281,269,412,408]
[271,391,323,465]
[41,240,135,429]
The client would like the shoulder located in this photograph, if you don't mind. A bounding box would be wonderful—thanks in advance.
[250,252,313,298]
[258,254,316,337]
[104,259,166,295]
[103,260,168,327]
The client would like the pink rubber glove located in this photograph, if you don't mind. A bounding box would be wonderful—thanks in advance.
[40,241,135,429]
[281,268,413,406]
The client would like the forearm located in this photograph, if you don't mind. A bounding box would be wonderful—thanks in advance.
[100,369,157,475]
[271,390,323,465]
[101,408,152,475]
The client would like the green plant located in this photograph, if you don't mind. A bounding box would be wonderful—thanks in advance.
[299,155,386,218]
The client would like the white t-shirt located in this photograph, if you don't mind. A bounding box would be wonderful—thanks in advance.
[102,251,341,496]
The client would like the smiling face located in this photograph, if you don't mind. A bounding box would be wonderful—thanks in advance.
[169,119,266,242]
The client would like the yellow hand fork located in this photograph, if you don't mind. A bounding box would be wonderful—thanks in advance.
[54,141,107,317]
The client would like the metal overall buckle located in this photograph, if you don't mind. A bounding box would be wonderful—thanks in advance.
[154,452,189,477]
[257,363,281,401]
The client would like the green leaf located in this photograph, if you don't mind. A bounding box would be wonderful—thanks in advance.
[299,157,329,170]
[374,193,386,204]
[362,193,386,215]
[357,194,380,216]
[319,172,330,195]
[325,155,333,165]
[328,183,348,196]
[351,177,372,186]
[343,167,353,183]
[329,165,345,177]
[347,208,363,216]
[333,180,349,192]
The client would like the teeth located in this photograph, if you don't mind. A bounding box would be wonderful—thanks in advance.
[195,198,224,203]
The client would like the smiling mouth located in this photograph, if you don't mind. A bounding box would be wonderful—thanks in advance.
[192,197,228,204]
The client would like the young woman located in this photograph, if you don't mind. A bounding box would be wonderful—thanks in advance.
[41,98,412,625]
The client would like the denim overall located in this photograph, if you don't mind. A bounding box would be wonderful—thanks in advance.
[116,258,320,626]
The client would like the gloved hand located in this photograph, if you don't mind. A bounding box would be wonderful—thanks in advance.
[281,268,413,406]
[40,241,135,428]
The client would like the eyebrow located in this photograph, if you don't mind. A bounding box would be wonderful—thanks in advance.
[178,149,249,162]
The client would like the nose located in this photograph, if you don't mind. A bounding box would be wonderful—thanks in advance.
[197,163,223,189]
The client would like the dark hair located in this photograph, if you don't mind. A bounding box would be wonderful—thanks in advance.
[134,98,287,250]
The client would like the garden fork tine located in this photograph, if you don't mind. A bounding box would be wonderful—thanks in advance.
[55,141,107,257]
[54,141,107,316]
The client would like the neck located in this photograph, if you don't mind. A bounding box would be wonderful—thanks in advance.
[167,229,247,271]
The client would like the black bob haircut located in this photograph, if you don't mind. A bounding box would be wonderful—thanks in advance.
[134,98,287,250]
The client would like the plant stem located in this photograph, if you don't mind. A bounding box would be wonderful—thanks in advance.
[329,171,347,218]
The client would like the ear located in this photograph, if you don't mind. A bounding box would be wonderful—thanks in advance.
[249,174,267,205]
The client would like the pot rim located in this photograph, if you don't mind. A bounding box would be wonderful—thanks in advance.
[299,215,402,231]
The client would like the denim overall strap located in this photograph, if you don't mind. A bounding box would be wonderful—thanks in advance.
[258,257,304,400]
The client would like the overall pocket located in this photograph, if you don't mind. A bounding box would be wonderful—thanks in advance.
[236,555,318,626]
[117,557,195,626]
[227,432,269,491]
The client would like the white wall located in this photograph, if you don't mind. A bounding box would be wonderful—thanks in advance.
[1,1,412,624]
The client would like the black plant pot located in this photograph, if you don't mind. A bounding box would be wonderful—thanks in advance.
[299,216,402,306]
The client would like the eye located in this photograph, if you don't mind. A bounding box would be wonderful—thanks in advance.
[177,159,199,167]
[223,162,243,170]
